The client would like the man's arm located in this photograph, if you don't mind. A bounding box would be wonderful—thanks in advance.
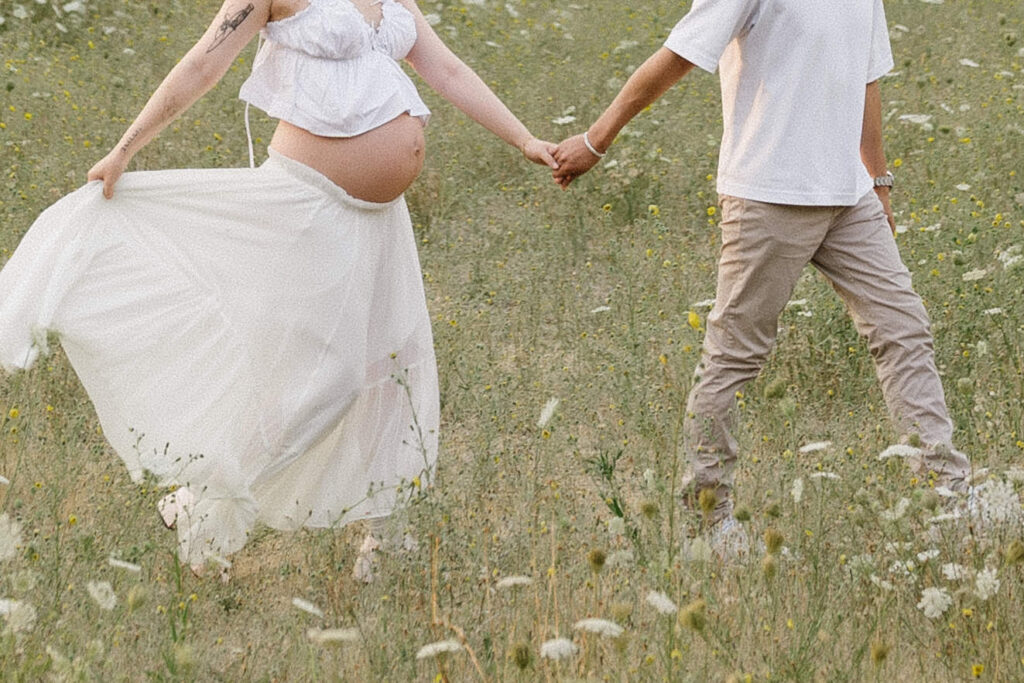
[553,48,694,188]
[861,80,895,232]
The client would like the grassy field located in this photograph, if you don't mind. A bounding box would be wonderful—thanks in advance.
[1,0,1023,680]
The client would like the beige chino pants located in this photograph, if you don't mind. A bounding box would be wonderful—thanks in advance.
[685,191,970,519]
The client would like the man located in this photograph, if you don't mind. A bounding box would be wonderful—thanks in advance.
[553,0,971,553]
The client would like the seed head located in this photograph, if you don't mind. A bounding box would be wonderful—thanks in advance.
[764,528,784,555]
[734,505,751,522]
[640,500,659,519]
[764,378,786,399]
[679,599,706,632]
[588,548,607,573]
[766,502,781,518]
[761,555,777,581]
[511,642,531,670]
[870,640,890,665]
[1004,539,1024,566]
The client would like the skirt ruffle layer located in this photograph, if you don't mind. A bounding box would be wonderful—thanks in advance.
[0,150,439,563]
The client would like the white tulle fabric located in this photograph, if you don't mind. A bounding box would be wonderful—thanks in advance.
[239,0,431,137]
[0,150,439,564]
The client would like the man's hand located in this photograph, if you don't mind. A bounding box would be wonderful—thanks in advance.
[552,134,602,190]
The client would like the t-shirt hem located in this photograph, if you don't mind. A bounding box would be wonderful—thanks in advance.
[717,180,873,207]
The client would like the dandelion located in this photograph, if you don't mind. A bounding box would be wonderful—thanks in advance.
[798,441,831,454]
[107,557,142,573]
[880,498,910,522]
[687,310,702,330]
[974,568,1000,601]
[306,627,360,645]
[878,444,921,460]
[291,598,324,618]
[645,590,677,615]
[972,664,985,678]
[0,513,23,562]
[86,581,117,611]
[790,478,804,504]
[917,587,953,619]
[0,599,37,634]
[539,637,577,661]
[415,639,462,660]
[573,618,624,638]
[536,398,559,428]
[496,575,533,590]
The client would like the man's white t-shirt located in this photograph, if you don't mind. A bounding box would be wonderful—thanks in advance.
[664,0,894,206]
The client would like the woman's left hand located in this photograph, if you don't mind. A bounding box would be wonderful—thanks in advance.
[521,138,560,170]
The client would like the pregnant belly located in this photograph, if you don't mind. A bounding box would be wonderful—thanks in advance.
[269,115,425,203]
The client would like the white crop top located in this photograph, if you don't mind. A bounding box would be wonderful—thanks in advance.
[238,0,431,138]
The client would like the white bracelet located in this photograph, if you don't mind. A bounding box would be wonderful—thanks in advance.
[583,131,606,158]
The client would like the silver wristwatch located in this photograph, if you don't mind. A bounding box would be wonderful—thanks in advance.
[873,171,894,188]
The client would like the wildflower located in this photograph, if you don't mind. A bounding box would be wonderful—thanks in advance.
[798,441,831,454]
[415,639,462,659]
[679,599,706,632]
[928,512,960,525]
[880,498,910,522]
[698,488,717,517]
[291,598,324,618]
[791,478,804,504]
[978,480,1022,526]
[108,557,142,573]
[0,513,23,562]
[587,549,607,573]
[539,637,577,661]
[86,581,117,611]
[961,268,988,282]
[536,398,559,429]
[941,563,968,581]
[916,549,940,563]
[687,310,702,330]
[645,590,677,615]
[734,505,751,522]
[551,115,577,125]
[870,574,894,591]
[878,444,921,460]
[306,627,360,645]
[640,499,659,519]
[809,472,840,481]
[972,664,984,678]
[573,618,624,638]
[974,568,1000,601]
[0,475,8,486]
[0,599,37,634]
[496,575,533,590]
[126,585,148,612]
[607,517,625,536]
[687,537,713,563]
[916,587,953,619]
[590,305,611,314]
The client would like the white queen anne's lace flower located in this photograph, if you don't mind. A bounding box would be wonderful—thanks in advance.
[974,568,1000,601]
[942,563,968,581]
[916,587,953,619]
[86,581,117,611]
[0,513,23,562]
[496,575,533,590]
[791,478,804,504]
[573,618,624,638]
[645,591,678,615]
[415,639,462,659]
[540,637,577,661]
[978,480,1022,526]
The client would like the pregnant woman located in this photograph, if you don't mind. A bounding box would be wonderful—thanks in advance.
[0,0,557,576]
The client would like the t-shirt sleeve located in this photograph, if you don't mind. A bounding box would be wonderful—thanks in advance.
[866,0,895,82]
[663,0,760,74]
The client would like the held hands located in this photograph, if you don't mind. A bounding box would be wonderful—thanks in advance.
[521,137,560,170]
[551,133,602,190]
[86,150,131,199]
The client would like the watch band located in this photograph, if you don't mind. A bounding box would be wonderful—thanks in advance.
[873,171,894,188]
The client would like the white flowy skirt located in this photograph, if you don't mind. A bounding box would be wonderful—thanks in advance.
[0,150,439,564]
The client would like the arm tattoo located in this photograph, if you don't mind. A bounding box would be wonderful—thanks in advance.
[206,3,255,53]
[120,128,141,153]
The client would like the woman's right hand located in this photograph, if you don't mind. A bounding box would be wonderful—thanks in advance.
[87,151,130,199]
